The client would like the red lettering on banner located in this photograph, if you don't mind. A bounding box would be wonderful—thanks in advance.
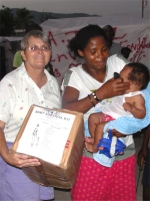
[120,40,128,46]
[48,31,57,46]
[114,33,126,40]
[146,42,150,48]
[51,53,76,63]
[57,54,68,62]
[129,37,148,51]
[127,37,150,62]
[113,27,126,40]
[54,69,61,77]
[51,55,56,62]
[69,52,76,60]
[65,30,77,36]
[130,49,146,62]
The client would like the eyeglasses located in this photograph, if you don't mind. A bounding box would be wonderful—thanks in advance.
[26,45,51,52]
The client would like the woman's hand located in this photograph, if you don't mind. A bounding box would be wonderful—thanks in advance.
[96,78,130,101]
[137,146,147,166]
[3,150,41,168]
[123,102,132,112]
[0,122,41,169]
[137,126,150,166]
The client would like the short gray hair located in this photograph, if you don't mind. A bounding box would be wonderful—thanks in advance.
[21,30,51,50]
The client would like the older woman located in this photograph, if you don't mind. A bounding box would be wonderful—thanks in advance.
[61,25,137,201]
[0,30,61,201]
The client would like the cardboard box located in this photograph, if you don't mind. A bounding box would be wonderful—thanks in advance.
[11,105,84,189]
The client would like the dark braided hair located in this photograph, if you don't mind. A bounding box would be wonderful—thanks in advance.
[68,24,108,58]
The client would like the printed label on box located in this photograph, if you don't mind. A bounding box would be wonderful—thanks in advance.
[16,106,75,165]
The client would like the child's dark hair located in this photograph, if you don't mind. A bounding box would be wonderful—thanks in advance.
[121,47,131,54]
[126,62,150,90]
[68,24,108,57]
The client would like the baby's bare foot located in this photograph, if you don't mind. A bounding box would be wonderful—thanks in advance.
[85,142,98,153]
[85,137,94,144]
[98,146,104,150]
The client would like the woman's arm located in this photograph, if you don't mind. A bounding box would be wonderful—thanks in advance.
[0,121,9,159]
[62,78,130,113]
[138,125,150,165]
[62,86,95,113]
[123,95,146,119]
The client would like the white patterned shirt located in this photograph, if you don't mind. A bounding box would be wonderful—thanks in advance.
[0,63,61,142]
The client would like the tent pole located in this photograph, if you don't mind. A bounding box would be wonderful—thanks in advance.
[142,0,144,18]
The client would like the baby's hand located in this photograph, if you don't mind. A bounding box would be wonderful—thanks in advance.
[123,102,132,112]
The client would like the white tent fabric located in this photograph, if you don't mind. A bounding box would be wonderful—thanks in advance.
[1,15,149,86]
[41,15,150,29]
[41,15,150,86]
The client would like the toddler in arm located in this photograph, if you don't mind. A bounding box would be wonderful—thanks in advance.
[85,62,149,153]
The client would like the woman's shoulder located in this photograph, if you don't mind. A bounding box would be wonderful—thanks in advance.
[1,65,26,87]
[117,53,128,63]
[44,70,61,92]
[107,54,129,72]
[1,68,19,82]
[61,64,85,90]
[108,54,128,63]
[69,64,83,73]
[63,65,83,80]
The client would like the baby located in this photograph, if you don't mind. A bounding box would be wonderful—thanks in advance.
[85,62,150,153]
